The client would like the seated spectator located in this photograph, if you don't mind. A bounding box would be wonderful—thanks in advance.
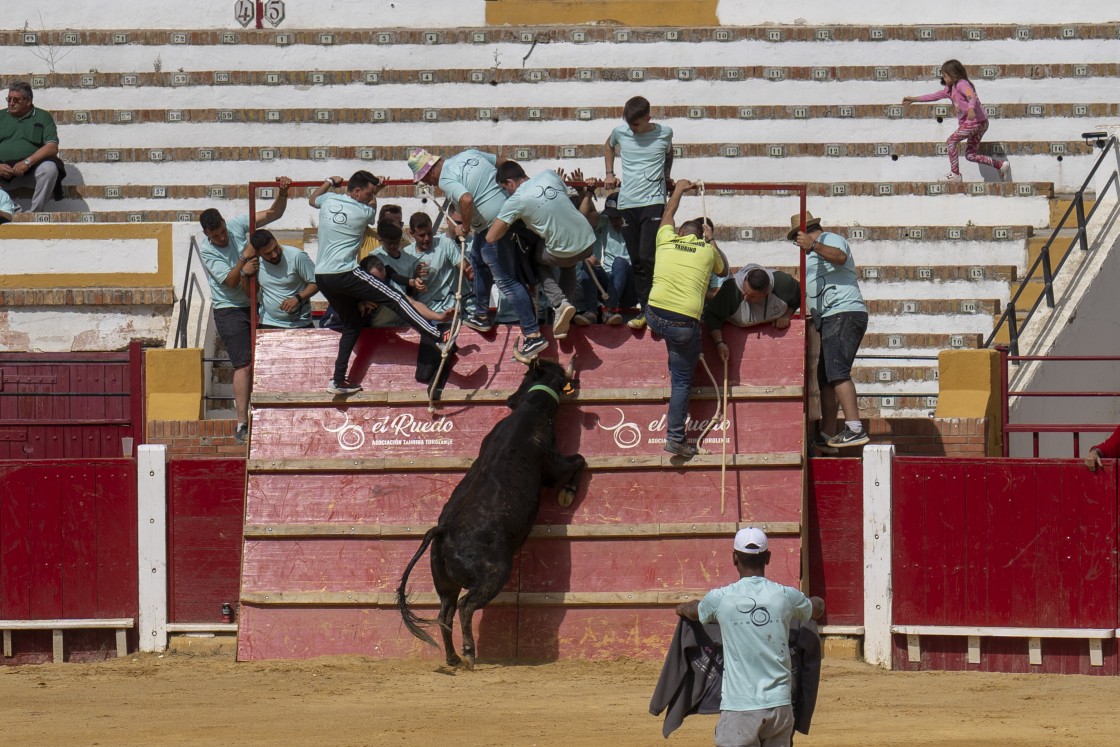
[406,209,472,316]
[703,265,802,362]
[369,219,424,327]
[575,188,637,326]
[0,188,14,223]
[0,81,65,213]
[243,229,318,330]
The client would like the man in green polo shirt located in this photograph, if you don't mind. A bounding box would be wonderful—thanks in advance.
[0,81,61,213]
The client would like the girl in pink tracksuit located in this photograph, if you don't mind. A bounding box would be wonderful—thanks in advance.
[903,59,1010,182]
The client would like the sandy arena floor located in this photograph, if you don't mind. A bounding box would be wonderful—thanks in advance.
[3,653,1119,746]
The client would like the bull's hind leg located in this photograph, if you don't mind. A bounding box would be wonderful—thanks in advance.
[552,453,587,507]
[457,560,512,669]
[431,545,463,667]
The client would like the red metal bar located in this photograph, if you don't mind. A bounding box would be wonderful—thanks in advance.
[998,346,1009,457]
[128,340,144,450]
[1006,391,1120,397]
[1073,434,1081,458]
[1032,431,1040,457]
[1008,355,1120,362]
[1005,424,1117,433]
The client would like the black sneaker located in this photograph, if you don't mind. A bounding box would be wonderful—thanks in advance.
[327,379,363,395]
[234,424,249,445]
[462,313,493,333]
[828,427,870,448]
[664,439,699,459]
[812,434,839,455]
[516,335,549,361]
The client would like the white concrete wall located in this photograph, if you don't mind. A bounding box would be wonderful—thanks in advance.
[14,1,1119,31]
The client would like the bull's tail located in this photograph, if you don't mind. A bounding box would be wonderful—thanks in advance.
[396,526,442,648]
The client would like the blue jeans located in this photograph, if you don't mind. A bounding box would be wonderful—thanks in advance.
[478,238,540,335]
[576,258,637,312]
[645,305,702,444]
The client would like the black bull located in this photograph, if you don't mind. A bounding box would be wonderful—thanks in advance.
[397,357,586,667]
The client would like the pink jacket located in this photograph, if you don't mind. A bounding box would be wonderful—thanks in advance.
[914,79,988,125]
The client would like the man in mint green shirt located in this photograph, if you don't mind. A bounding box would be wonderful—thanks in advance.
[487,161,597,341]
[678,528,824,747]
[244,229,317,329]
[603,95,674,329]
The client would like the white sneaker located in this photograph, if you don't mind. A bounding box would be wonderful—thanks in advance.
[553,301,577,339]
[942,173,962,183]
[998,161,1011,182]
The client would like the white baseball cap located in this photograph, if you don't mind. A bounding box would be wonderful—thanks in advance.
[733,527,769,554]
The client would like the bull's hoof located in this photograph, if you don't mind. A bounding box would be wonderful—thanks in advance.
[461,654,476,671]
[557,487,576,508]
[446,653,462,668]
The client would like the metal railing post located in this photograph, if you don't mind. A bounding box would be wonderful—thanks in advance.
[1006,303,1020,358]
[997,345,1010,457]
[1074,192,1088,252]
[1041,246,1055,308]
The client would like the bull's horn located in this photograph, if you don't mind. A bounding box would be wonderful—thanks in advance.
[565,355,577,380]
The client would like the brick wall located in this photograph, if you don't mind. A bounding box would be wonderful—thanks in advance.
[146,420,247,458]
[866,417,990,456]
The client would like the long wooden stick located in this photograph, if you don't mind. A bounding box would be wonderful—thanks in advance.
[721,357,729,515]
[585,258,610,301]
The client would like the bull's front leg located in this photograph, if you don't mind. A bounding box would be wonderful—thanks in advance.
[550,452,587,508]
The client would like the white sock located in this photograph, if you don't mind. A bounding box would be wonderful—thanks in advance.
[237,422,247,430]
[846,420,863,433]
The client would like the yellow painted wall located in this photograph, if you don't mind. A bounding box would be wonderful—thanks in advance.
[935,349,1002,455]
[0,223,173,289]
[146,348,203,421]
[486,0,718,26]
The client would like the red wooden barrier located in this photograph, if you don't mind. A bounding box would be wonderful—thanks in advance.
[0,459,137,663]
[806,458,863,626]
[891,457,1119,674]
[167,459,245,624]
[238,323,807,660]
[0,342,144,459]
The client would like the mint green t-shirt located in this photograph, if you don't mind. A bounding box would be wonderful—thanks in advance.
[805,231,867,323]
[438,149,506,234]
[608,122,673,210]
[593,215,628,273]
[313,192,377,274]
[497,171,595,259]
[257,245,316,328]
[406,234,464,313]
[372,247,419,294]
[0,189,15,218]
[199,214,251,309]
[698,576,814,712]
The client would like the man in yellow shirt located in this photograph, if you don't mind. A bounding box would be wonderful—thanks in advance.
[646,180,729,459]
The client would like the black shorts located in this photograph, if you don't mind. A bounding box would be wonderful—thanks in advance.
[213,306,252,369]
[817,311,867,386]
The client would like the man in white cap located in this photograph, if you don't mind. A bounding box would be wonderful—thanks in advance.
[677,527,824,747]
[408,147,545,360]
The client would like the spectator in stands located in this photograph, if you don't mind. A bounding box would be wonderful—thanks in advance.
[647,179,728,460]
[603,95,674,330]
[574,187,637,326]
[902,59,1010,183]
[1083,426,1120,471]
[676,527,825,747]
[703,265,802,362]
[197,176,293,445]
[311,171,452,396]
[791,212,870,449]
[406,209,471,317]
[0,81,64,213]
[242,229,317,330]
[407,210,471,398]
[485,161,597,343]
[409,147,543,361]
[379,203,404,226]
[0,189,14,223]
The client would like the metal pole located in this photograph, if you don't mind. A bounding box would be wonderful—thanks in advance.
[997,345,1010,457]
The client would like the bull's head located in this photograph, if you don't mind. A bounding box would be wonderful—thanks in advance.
[506,355,577,410]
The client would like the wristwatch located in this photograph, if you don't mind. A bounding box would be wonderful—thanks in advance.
[23,159,31,167]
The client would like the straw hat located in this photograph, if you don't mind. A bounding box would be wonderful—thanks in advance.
[786,211,823,240]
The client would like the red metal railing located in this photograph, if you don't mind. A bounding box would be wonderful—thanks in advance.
[997,346,1120,456]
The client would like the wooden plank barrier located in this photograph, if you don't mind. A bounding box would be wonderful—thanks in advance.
[237,323,806,661]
